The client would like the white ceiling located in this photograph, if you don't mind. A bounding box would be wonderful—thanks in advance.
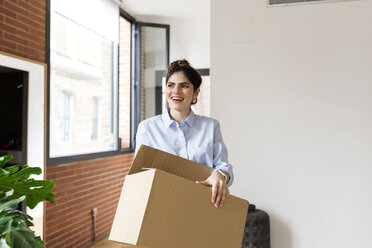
[120,0,210,19]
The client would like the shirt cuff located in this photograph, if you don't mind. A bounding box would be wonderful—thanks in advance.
[212,166,234,187]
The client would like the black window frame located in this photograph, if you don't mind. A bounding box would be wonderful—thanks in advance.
[134,21,170,139]
[46,2,169,165]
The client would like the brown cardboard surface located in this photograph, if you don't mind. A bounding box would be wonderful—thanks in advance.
[110,145,249,248]
[90,238,148,248]
[116,243,148,248]
[129,145,213,182]
[138,169,248,248]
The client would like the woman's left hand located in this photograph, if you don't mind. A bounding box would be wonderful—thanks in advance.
[196,171,229,208]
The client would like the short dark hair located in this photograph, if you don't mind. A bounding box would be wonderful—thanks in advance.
[166,59,202,92]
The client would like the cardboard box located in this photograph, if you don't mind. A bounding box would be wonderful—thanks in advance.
[109,145,249,248]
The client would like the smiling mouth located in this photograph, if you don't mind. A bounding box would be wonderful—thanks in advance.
[171,96,184,102]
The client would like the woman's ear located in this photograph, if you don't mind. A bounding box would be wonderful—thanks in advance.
[194,87,200,99]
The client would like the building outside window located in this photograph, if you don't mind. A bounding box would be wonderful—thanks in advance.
[58,91,72,142]
[49,0,119,158]
[91,97,100,140]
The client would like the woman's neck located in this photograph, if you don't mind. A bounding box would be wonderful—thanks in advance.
[169,108,190,125]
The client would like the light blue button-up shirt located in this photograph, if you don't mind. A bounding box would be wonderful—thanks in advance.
[135,109,234,186]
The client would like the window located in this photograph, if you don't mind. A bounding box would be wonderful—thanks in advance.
[47,1,170,164]
[139,25,168,120]
[91,97,100,140]
[49,0,119,159]
[58,91,72,142]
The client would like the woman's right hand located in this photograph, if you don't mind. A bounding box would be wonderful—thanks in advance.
[196,171,230,208]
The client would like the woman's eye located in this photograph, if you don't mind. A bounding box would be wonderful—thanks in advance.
[167,84,174,88]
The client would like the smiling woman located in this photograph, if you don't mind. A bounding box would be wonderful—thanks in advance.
[135,59,233,208]
[166,72,200,116]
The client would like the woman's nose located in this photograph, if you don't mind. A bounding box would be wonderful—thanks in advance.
[172,85,181,93]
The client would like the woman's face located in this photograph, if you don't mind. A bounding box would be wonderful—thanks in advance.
[166,71,200,113]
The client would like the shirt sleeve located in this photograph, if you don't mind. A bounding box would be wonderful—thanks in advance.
[212,120,234,187]
[135,121,151,155]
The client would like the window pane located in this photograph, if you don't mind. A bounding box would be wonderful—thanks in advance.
[91,97,100,140]
[118,16,131,149]
[141,26,167,120]
[50,13,118,157]
[58,91,72,141]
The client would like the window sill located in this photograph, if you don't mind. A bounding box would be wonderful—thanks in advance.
[47,148,134,166]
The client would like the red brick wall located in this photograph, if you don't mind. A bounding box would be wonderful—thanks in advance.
[46,153,134,248]
[0,0,46,63]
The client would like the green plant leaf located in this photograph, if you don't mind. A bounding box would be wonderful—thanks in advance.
[0,155,13,168]
[0,190,15,198]
[0,209,33,229]
[3,164,25,175]
[6,229,44,248]
[0,155,53,247]
[0,209,33,237]
[7,180,55,209]
[1,166,42,183]
[0,196,25,212]
[0,215,13,235]
[0,168,9,176]
[0,181,55,210]
[0,166,54,209]
[0,210,39,248]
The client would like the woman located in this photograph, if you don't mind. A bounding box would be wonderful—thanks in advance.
[135,59,233,208]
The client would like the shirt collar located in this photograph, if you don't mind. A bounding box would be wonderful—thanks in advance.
[162,109,175,127]
[162,109,196,128]
[183,109,195,127]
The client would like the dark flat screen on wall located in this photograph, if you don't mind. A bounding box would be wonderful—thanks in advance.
[0,71,25,151]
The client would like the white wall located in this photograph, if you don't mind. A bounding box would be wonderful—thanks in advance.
[211,0,372,247]
[167,17,210,69]
[136,16,210,69]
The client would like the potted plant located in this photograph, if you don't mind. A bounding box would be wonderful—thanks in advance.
[0,155,55,248]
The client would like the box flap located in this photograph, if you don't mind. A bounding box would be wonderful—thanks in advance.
[109,170,155,245]
[129,145,213,182]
